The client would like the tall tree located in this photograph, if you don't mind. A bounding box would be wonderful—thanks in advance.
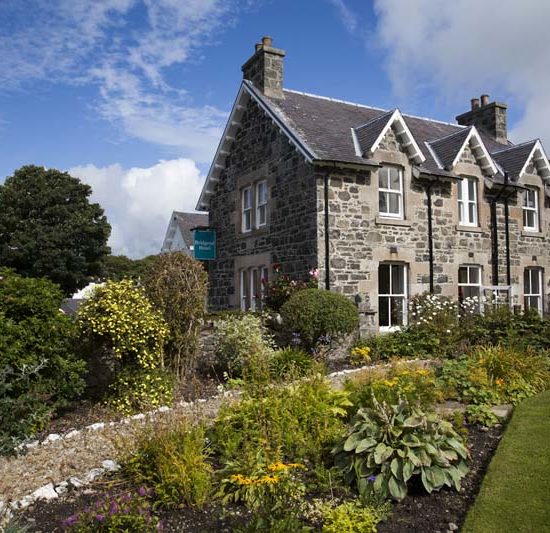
[0,165,111,294]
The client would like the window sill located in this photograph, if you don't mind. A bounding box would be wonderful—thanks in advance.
[375,216,411,227]
[521,230,544,238]
[239,226,269,237]
[455,224,484,233]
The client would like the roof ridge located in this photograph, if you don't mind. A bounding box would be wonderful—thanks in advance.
[491,139,537,154]
[427,126,471,146]
[282,88,464,128]
[353,109,395,131]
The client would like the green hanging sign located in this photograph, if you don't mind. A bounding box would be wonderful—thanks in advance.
[193,229,216,260]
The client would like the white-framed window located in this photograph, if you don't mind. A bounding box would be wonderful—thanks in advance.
[524,267,543,315]
[256,180,267,228]
[522,188,539,232]
[242,186,252,232]
[458,177,478,226]
[240,266,269,311]
[378,166,403,219]
[458,265,482,306]
[240,269,250,310]
[378,263,407,330]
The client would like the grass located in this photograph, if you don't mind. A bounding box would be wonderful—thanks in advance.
[463,390,550,532]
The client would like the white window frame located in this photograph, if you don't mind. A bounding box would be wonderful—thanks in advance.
[378,166,404,219]
[242,186,252,233]
[522,188,539,232]
[240,266,269,311]
[458,177,478,226]
[524,267,543,316]
[378,263,408,331]
[256,180,267,228]
[240,269,249,311]
[458,265,483,309]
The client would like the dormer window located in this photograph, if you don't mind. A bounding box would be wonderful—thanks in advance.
[242,186,252,232]
[522,188,539,232]
[458,177,478,226]
[378,166,403,219]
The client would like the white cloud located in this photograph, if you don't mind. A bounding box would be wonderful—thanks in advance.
[69,159,205,258]
[0,0,239,162]
[373,0,550,146]
[327,0,359,34]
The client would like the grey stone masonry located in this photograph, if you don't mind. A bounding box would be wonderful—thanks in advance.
[456,94,508,144]
[241,36,285,99]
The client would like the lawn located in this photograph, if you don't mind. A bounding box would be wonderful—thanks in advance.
[462,390,550,533]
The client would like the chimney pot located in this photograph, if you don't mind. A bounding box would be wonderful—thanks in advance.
[471,98,480,110]
[480,94,490,106]
[261,36,273,47]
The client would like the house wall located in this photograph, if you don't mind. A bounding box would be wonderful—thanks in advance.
[316,126,550,335]
[208,98,319,309]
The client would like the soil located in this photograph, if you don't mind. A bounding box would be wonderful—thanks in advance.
[17,423,504,533]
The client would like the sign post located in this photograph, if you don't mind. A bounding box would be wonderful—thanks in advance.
[193,229,216,260]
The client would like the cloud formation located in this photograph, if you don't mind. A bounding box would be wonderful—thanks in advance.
[0,0,235,161]
[373,0,550,146]
[327,0,359,34]
[70,159,205,258]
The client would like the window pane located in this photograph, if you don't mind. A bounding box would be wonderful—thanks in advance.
[532,269,540,293]
[379,264,390,293]
[243,188,251,209]
[388,193,400,214]
[468,179,475,200]
[468,203,476,224]
[244,210,251,230]
[458,182,463,200]
[379,168,389,189]
[458,267,468,284]
[458,201,464,224]
[379,192,388,214]
[527,210,535,228]
[524,269,530,294]
[469,266,480,284]
[391,264,404,294]
[390,297,404,326]
[463,286,480,300]
[257,205,266,226]
[379,296,389,327]
[389,168,400,190]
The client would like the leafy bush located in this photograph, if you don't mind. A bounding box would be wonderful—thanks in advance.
[0,269,85,454]
[218,460,306,531]
[333,399,470,501]
[210,374,351,466]
[464,404,499,427]
[61,487,161,531]
[349,345,372,366]
[77,280,170,411]
[321,500,388,533]
[264,264,318,312]
[280,289,359,350]
[269,346,314,380]
[143,252,208,378]
[122,416,213,508]
[346,362,442,412]
[213,313,274,377]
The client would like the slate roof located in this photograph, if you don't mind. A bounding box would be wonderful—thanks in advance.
[60,299,82,316]
[491,141,538,181]
[354,110,395,157]
[173,212,209,245]
[426,128,473,170]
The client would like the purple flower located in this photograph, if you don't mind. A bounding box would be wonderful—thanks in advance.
[95,514,105,522]
[138,486,148,497]
[62,514,79,527]
[109,500,119,515]
[367,475,377,482]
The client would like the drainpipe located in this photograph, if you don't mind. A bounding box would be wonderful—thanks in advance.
[324,174,330,290]
[490,198,499,286]
[503,172,512,287]
[426,181,434,294]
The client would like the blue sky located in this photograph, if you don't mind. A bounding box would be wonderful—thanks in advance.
[1,0,548,257]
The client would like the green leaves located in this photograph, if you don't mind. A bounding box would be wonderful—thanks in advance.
[333,399,470,502]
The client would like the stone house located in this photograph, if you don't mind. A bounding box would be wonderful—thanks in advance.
[161,211,208,255]
[196,37,550,334]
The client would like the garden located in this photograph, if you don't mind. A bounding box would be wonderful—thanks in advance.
[1,258,550,532]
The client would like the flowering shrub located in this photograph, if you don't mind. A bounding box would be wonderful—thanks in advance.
[333,398,470,501]
[349,346,371,366]
[264,264,318,311]
[218,461,306,531]
[280,288,359,351]
[321,500,389,533]
[61,487,162,532]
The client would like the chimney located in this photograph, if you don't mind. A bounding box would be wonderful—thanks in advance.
[456,93,508,144]
[241,36,286,99]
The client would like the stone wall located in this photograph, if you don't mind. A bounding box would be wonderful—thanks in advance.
[208,98,318,309]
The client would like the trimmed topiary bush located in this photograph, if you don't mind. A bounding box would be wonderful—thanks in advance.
[280,288,359,350]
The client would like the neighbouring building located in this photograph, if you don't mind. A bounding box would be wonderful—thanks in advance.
[161,211,209,255]
[196,37,550,334]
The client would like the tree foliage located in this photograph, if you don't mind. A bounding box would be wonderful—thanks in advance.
[0,165,111,294]
[143,252,208,378]
[101,254,157,281]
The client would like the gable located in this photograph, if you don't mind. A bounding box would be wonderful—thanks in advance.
[518,140,550,182]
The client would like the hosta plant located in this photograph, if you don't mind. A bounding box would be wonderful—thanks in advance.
[332,397,470,501]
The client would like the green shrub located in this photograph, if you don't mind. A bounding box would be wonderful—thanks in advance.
[218,460,306,531]
[213,313,274,377]
[345,362,442,412]
[269,346,314,380]
[264,264,318,312]
[122,416,213,508]
[210,374,351,467]
[464,404,500,427]
[77,280,170,411]
[61,488,161,531]
[321,500,389,533]
[280,288,359,350]
[333,399,470,501]
[143,252,208,378]
[0,269,85,454]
